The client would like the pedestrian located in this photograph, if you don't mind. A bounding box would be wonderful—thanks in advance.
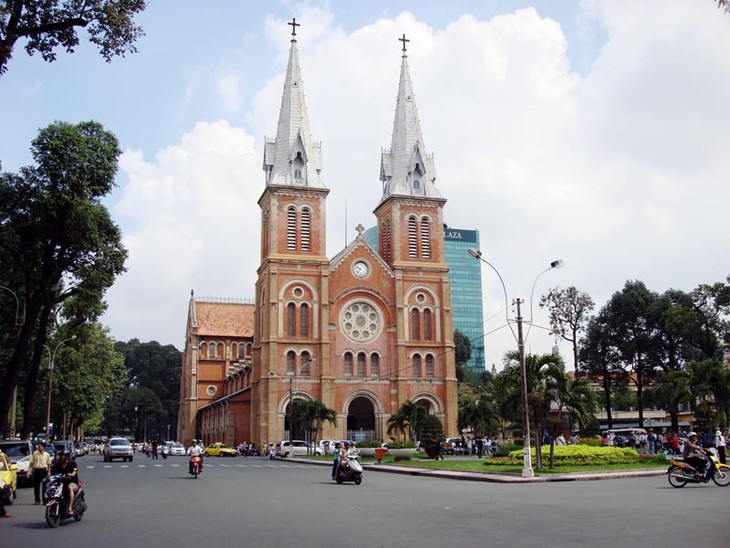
[555,433,566,446]
[714,428,726,464]
[331,442,341,478]
[434,439,444,461]
[30,441,52,504]
[647,429,656,455]
[151,440,159,460]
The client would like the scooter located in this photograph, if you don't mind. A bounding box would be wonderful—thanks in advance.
[44,473,87,528]
[336,453,363,485]
[667,450,730,488]
[189,455,203,479]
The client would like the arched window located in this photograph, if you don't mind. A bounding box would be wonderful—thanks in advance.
[357,352,367,377]
[300,303,309,337]
[300,351,311,375]
[287,207,297,250]
[300,207,311,251]
[344,352,353,377]
[208,342,216,359]
[411,308,420,340]
[413,354,422,377]
[287,351,296,374]
[408,216,418,258]
[420,217,431,258]
[423,309,433,340]
[237,344,246,359]
[287,303,296,336]
[370,353,380,377]
[425,354,434,376]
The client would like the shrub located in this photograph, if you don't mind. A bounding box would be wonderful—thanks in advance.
[506,445,641,466]
[493,442,521,457]
[387,440,417,449]
[578,437,603,447]
[419,415,445,450]
[356,439,381,448]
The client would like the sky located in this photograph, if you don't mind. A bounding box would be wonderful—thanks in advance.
[1,0,729,369]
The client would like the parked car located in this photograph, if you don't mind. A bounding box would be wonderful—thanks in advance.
[0,450,18,505]
[103,438,134,462]
[204,442,238,457]
[51,440,76,459]
[0,440,33,463]
[276,440,323,457]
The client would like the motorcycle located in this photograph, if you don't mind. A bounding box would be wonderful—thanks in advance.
[667,450,730,488]
[335,453,363,485]
[44,473,87,528]
[189,455,203,479]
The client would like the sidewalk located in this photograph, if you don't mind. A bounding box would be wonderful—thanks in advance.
[286,457,667,483]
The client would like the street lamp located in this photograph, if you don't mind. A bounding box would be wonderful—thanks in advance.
[44,336,75,442]
[467,248,563,478]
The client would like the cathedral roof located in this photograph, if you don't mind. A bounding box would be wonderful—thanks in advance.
[192,300,255,338]
[379,39,443,204]
[263,27,325,189]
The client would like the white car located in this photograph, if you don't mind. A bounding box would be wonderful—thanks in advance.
[103,438,134,462]
[276,440,323,457]
[168,442,186,456]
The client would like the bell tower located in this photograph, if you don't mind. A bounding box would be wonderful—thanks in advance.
[252,19,330,446]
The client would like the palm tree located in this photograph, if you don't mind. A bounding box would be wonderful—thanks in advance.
[387,401,428,441]
[543,368,597,468]
[290,399,337,453]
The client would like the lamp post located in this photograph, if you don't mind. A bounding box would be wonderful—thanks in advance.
[45,336,75,442]
[467,248,563,478]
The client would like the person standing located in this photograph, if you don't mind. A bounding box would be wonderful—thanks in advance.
[151,440,159,460]
[714,428,726,464]
[30,442,52,504]
[331,442,340,478]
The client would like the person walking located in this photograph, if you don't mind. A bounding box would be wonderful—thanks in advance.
[30,441,52,504]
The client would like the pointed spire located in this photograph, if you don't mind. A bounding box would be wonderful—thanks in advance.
[263,19,325,189]
[379,35,442,203]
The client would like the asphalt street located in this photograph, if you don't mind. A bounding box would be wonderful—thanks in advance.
[1,454,728,548]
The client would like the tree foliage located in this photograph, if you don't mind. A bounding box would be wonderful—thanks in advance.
[540,286,594,370]
[0,0,147,76]
[0,121,127,438]
[387,400,428,442]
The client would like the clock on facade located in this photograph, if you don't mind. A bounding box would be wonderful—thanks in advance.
[353,260,369,278]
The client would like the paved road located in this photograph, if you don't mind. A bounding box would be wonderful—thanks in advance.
[1,455,728,548]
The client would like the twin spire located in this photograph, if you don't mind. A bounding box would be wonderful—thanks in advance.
[264,21,441,203]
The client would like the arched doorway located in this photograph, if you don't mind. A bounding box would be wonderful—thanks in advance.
[346,396,375,441]
[284,400,306,440]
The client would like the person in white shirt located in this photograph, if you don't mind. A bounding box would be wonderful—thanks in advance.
[714,429,726,464]
[187,439,204,474]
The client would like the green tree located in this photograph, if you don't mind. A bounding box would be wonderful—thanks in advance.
[0,0,146,76]
[454,329,472,382]
[289,399,337,453]
[644,370,691,431]
[540,286,594,370]
[689,359,730,429]
[387,400,428,442]
[114,339,181,439]
[0,121,128,438]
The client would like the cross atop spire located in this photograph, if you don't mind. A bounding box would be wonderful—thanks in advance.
[288,17,300,39]
[398,33,410,55]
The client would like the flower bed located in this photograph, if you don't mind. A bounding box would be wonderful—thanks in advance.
[502,445,642,466]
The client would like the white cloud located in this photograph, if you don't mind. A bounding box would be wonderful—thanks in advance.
[102,2,730,370]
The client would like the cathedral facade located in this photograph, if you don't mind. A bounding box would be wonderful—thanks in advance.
[180,26,458,448]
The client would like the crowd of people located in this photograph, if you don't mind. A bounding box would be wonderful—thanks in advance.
[600,427,727,464]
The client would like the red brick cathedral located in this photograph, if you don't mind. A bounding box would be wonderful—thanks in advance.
[179,25,458,448]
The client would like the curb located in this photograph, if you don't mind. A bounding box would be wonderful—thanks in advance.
[281,457,667,483]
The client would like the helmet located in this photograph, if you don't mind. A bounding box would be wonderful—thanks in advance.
[688,432,698,439]
[192,439,197,444]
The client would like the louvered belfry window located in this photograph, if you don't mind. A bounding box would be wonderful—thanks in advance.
[413,354,422,377]
[423,309,433,340]
[411,308,420,340]
[300,207,311,251]
[287,303,296,336]
[408,216,418,258]
[420,217,430,258]
[300,303,309,337]
[287,207,297,250]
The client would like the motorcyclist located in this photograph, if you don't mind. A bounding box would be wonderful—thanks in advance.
[50,450,78,517]
[682,432,708,478]
[187,439,204,475]
[336,441,353,477]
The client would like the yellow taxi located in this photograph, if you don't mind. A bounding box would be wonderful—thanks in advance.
[0,451,18,505]
[204,442,238,457]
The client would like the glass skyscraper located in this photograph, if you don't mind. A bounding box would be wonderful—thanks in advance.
[364,225,485,371]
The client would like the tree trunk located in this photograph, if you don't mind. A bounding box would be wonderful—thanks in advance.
[602,375,614,429]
